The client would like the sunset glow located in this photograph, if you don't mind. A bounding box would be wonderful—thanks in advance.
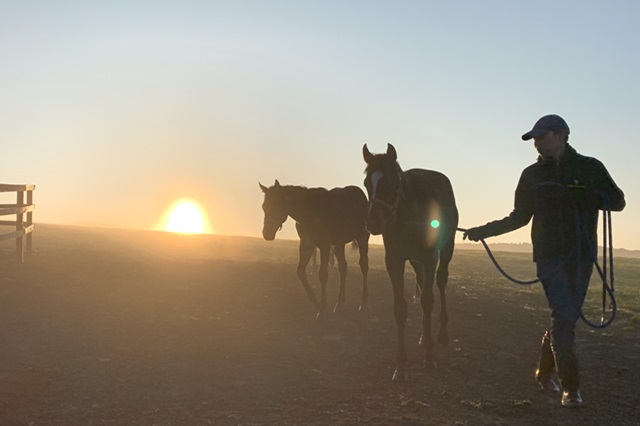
[159,200,213,234]
[3,3,638,249]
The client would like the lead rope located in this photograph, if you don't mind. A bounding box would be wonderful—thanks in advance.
[456,227,540,285]
[584,209,615,328]
[457,208,616,328]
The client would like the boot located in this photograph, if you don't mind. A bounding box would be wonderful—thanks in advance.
[553,344,580,393]
[535,330,560,392]
[561,389,583,407]
[551,337,581,406]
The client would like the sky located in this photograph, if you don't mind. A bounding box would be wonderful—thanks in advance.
[2,1,639,250]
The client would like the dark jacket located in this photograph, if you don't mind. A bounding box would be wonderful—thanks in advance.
[478,144,625,262]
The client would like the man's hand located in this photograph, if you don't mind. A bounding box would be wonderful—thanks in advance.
[463,226,488,242]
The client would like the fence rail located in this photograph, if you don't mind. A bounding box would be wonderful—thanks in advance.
[0,183,35,262]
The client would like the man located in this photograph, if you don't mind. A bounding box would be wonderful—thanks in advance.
[463,114,625,407]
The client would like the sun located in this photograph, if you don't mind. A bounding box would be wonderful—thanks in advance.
[159,199,213,234]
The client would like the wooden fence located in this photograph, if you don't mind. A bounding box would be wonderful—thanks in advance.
[0,184,35,262]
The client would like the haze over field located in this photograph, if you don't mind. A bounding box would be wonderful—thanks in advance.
[1,224,638,424]
[2,1,638,249]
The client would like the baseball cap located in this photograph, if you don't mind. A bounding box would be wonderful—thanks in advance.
[521,114,570,141]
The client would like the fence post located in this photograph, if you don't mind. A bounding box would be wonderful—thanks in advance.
[1,183,34,262]
[26,189,33,256]
[16,190,24,262]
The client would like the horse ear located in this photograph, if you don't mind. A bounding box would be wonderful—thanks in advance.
[386,143,397,161]
[259,182,269,193]
[362,144,374,164]
[274,179,281,187]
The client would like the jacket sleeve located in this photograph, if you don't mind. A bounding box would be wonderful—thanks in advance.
[591,159,625,212]
[475,169,534,238]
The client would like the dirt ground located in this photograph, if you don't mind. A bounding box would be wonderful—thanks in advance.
[1,224,639,425]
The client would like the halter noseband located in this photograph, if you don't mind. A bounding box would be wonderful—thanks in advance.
[370,170,404,220]
[264,218,284,232]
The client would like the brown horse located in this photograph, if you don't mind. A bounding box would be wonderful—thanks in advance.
[259,180,370,320]
[362,144,458,380]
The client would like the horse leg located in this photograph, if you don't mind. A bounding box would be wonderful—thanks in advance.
[296,239,320,311]
[310,247,318,276]
[316,245,331,321]
[410,259,423,305]
[329,245,335,267]
[386,254,408,381]
[357,233,370,311]
[409,260,425,345]
[436,264,450,346]
[332,244,348,313]
[436,237,455,346]
[419,255,438,370]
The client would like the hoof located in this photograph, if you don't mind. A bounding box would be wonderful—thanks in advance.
[358,303,367,312]
[315,311,325,322]
[392,368,409,381]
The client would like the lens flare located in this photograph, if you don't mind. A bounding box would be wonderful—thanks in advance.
[430,219,440,229]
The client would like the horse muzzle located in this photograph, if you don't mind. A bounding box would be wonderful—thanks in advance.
[262,223,282,241]
[366,216,385,236]
[262,226,278,241]
[367,202,395,235]
[262,231,276,241]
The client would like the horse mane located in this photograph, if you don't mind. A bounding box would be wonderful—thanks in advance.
[278,185,330,211]
[279,184,328,195]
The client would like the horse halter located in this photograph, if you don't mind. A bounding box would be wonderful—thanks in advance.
[262,199,286,234]
[263,217,284,232]
[269,222,283,232]
[369,169,405,222]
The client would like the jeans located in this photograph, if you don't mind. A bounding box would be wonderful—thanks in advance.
[536,257,593,391]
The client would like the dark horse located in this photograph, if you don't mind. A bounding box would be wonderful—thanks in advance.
[259,180,370,319]
[362,144,458,380]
